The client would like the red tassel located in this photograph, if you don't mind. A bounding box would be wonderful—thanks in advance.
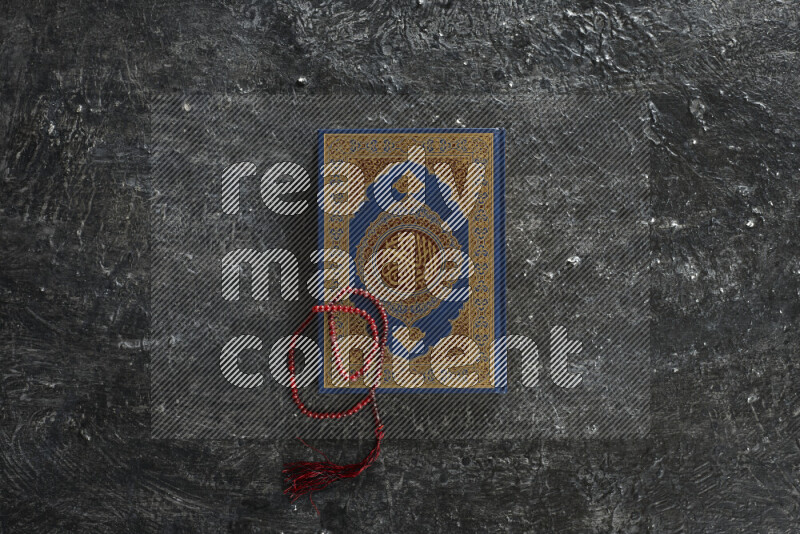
[283,287,388,503]
[283,406,384,501]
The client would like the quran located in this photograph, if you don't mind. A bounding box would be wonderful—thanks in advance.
[316,128,506,393]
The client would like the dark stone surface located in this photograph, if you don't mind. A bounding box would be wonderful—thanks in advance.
[1,1,798,532]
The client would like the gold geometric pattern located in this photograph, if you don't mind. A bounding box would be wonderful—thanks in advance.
[321,131,496,390]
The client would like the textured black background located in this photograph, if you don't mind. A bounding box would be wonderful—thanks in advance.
[1,1,799,532]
